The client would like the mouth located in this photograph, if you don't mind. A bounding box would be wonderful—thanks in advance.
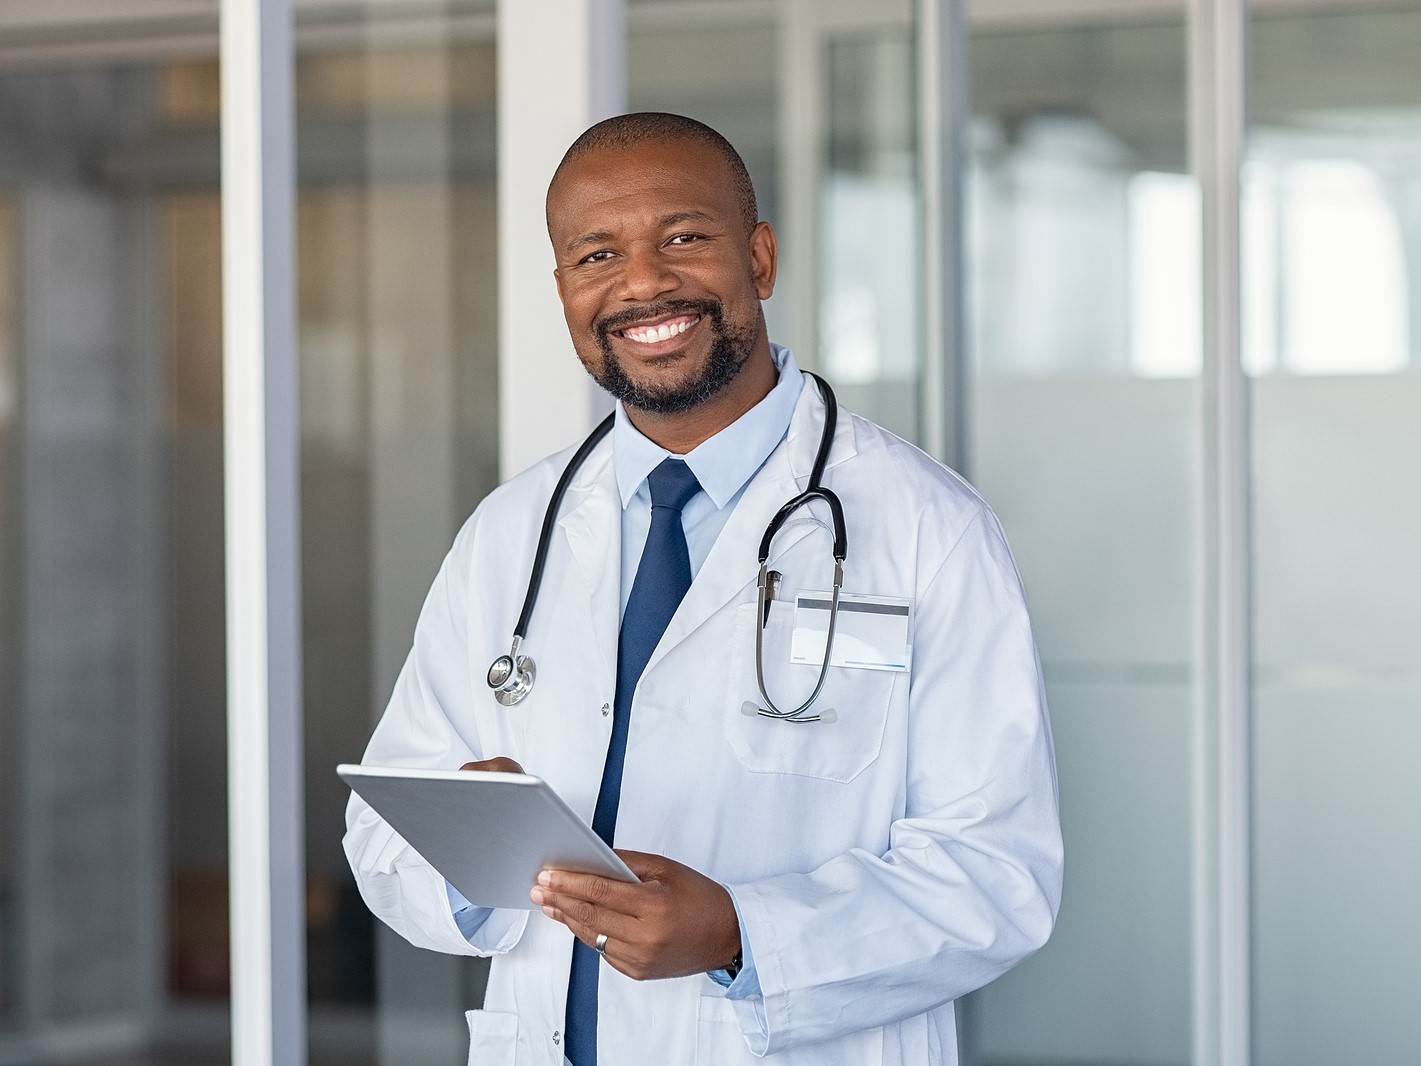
[615,313,702,347]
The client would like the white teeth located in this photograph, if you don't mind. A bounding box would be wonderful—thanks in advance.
[625,317,694,343]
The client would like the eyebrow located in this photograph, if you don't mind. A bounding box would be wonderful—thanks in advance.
[565,230,614,253]
[563,210,720,255]
[657,210,716,228]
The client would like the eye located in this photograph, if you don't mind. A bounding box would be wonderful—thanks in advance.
[667,232,705,246]
[578,249,616,265]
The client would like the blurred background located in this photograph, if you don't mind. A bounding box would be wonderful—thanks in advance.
[0,0,1418,1063]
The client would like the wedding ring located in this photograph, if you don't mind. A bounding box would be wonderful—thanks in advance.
[594,932,609,955]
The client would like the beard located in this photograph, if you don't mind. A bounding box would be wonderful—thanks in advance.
[586,298,756,415]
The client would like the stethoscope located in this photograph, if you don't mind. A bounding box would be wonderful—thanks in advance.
[487,372,847,725]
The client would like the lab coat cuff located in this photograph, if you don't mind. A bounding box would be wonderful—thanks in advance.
[710,886,763,999]
[716,882,775,1054]
[407,857,527,955]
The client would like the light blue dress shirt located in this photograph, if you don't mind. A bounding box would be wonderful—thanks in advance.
[447,345,804,999]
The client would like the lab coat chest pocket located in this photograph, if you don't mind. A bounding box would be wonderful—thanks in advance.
[725,601,896,782]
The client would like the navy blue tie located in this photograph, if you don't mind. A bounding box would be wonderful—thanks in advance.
[565,458,701,1066]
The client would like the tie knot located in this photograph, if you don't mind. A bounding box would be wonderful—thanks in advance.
[647,458,701,513]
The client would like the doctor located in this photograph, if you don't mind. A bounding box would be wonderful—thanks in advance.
[345,112,1062,1066]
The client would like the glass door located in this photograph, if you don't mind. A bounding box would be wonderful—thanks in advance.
[962,10,1199,1065]
[1246,4,1421,1063]
[0,6,225,1062]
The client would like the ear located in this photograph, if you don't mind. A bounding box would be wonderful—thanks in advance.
[553,267,566,305]
[748,221,778,300]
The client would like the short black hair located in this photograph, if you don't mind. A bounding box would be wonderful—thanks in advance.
[547,112,759,233]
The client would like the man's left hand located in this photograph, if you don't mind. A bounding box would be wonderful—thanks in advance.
[530,851,741,981]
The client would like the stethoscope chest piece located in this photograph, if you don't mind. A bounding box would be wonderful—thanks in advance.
[487,637,536,707]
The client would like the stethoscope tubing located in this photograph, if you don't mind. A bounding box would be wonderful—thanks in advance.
[488,371,848,721]
[513,411,615,645]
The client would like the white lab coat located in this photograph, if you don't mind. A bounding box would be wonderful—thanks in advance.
[345,380,1063,1065]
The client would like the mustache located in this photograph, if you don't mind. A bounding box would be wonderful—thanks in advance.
[594,298,723,342]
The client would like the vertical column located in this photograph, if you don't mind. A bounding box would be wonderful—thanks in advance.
[1189,0,1251,1064]
[361,30,469,1066]
[0,195,14,1026]
[918,8,974,1054]
[219,1,306,1064]
[916,0,969,471]
[496,0,625,481]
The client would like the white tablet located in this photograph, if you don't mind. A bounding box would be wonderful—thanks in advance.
[338,764,638,910]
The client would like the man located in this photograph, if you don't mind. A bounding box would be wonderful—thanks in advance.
[346,112,1062,1065]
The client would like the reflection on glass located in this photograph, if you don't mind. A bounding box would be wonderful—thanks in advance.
[963,19,1196,1066]
[1128,171,1201,378]
[972,113,1134,375]
[0,45,213,1061]
[821,32,920,441]
[1244,158,1410,375]
[1248,7,1421,1065]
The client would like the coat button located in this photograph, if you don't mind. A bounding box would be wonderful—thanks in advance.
[601,703,610,717]
[552,1030,561,1045]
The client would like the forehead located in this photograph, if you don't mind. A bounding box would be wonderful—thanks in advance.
[547,139,740,242]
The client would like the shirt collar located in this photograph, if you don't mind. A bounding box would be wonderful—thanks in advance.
[613,344,805,510]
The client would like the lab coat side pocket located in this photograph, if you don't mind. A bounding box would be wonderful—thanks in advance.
[697,990,888,1065]
[695,993,758,1066]
[725,601,896,782]
[465,1009,518,1066]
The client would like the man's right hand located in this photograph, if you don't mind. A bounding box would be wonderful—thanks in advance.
[459,757,525,774]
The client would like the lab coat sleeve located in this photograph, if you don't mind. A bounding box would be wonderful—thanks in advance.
[343,518,529,957]
[724,507,1063,1054]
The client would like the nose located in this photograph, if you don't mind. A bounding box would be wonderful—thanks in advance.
[618,242,680,303]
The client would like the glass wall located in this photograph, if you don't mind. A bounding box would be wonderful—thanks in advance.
[0,21,223,1063]
[0,5,504,1064]
[287,3,500,1063]
[6,3,1419,1065]
[1247,5,1421,1064]
[962,12,1197,1066]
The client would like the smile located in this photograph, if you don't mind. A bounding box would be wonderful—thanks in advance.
[618,314,700,345]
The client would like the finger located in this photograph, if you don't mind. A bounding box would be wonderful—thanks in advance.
[536,868,645,912]
[613,849,674,881]
[458,757,524,774]
[535,894,639,974]
[552,905,621,953]
[531,884,638,941]
[565,907,662,982]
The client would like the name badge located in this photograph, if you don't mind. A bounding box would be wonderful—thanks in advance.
[790,591,912,672]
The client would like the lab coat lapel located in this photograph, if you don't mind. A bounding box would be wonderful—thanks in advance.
[557,443,621,677]
[646,380,858,674]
